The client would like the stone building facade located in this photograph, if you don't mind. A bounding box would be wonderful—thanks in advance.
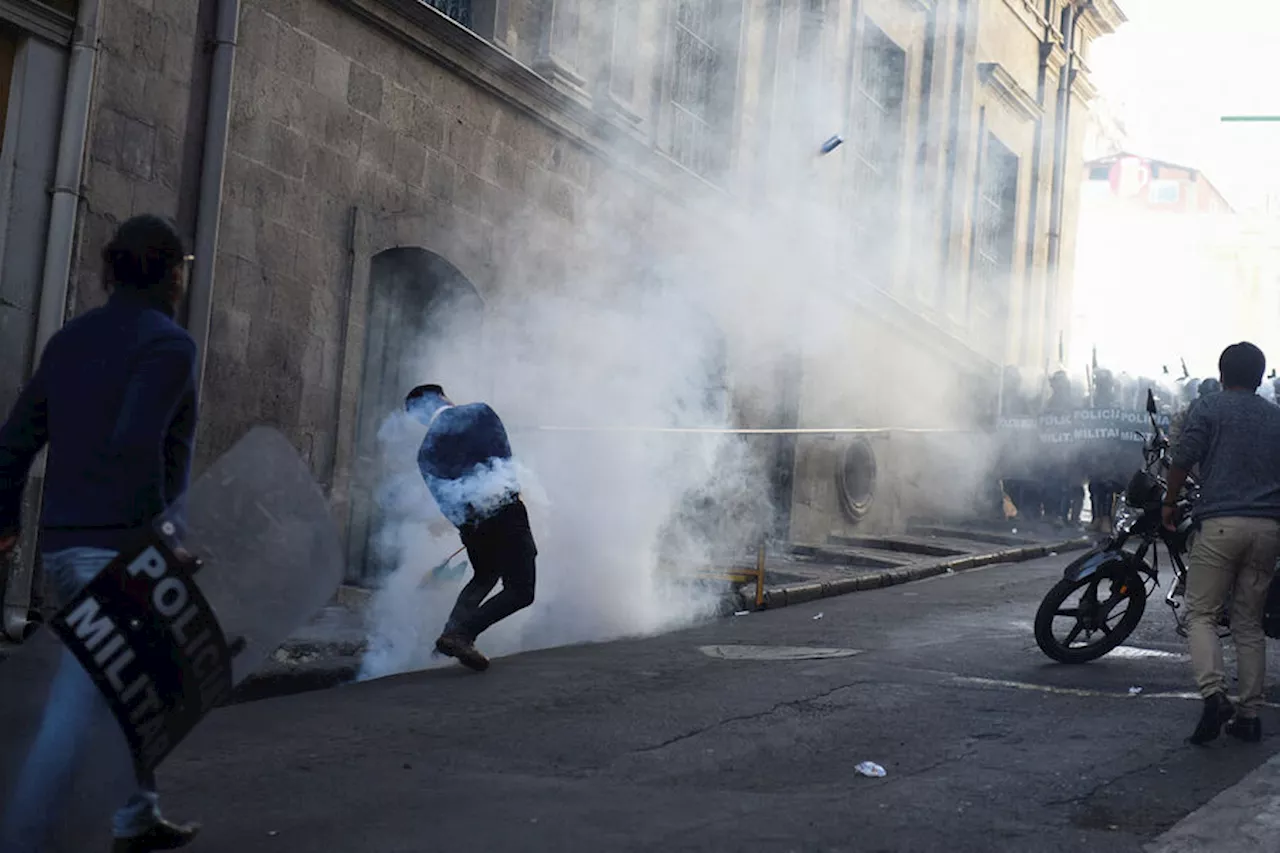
[0,0,1122,615]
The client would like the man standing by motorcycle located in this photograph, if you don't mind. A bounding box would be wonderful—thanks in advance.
[1165,342,1280,745]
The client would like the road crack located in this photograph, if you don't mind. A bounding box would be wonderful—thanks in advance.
[1041,746,1180,808]
[629,680,873,755]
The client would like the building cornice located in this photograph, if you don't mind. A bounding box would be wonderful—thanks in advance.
[978,62,1042,122]
[1081,0,1127,36]
[1,0,73,45]
[1069,69,1098,103]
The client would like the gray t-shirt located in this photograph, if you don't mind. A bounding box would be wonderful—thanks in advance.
[1172,389,1280,521]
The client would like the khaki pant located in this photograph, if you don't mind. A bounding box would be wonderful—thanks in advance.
[1186,516,1280,715]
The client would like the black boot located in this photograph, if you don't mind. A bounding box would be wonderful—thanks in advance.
[111,819,200,852]
[1226,715,1263,743]
[1189,692,1235,745]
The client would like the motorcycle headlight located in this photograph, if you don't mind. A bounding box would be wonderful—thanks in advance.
[1113,496,1144,533]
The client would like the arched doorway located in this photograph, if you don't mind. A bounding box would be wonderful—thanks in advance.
[347,247,484,583]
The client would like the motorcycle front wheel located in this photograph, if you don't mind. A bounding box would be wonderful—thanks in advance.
[1034,570,1146,663]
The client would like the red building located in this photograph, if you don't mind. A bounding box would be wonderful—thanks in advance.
[1084,152,1233,214]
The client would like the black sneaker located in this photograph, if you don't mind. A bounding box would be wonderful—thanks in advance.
[1189,692,1235,745]
[435,634,490,672]
[1226,715,1263,743]
[111,820,200,852]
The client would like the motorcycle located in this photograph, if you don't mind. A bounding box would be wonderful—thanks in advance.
[1034,389,1200,663]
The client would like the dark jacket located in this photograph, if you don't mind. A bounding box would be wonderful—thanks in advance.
[417,403,517,528]
[0,290,198,553]
[1172,390,1280,522]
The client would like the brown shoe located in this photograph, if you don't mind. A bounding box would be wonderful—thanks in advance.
[435,634,490,672]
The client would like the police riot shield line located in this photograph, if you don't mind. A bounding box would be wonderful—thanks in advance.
[998,407,1173,479]
[0,428,344,852]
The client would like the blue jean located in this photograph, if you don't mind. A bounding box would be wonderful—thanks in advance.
[0,548,162,851]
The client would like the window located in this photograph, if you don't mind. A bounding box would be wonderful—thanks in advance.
[1148,179,1179,205]
[971,134,1019,332]
[844,20,907,285]
[609,0,640,105]
[664,0,735,177]
[425,0,471,28]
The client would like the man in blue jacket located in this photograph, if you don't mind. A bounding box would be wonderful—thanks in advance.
[406,384,537,672]
[0,215,200,851]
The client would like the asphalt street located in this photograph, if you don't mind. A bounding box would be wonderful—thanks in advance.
[153,554,1280,852]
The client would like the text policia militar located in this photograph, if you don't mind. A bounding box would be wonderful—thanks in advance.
[48,536,234,774]
[998,407,1173,447]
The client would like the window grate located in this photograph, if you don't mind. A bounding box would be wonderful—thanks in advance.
[843,22,906,286]
[972,134,1019,327]
[667,0,723,176]
[424,0,472,28]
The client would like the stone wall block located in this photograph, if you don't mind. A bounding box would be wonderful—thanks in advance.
[98,51,149,118]
[311,42,350,102]
[257,219,299,283]
[323,102,363,161]
[143,74,188,136]
[347,63,384,119]
[88,164,134,219]
[275,24,317,83]
[230,255,272,316]
[269,273,314,327]
[423,150,456,203]
[267,120,308,180]
[153,129,182,188]
[238,4,281,67]
[219,201,259,263]
[117,116,156,179]
[295,87,330,142]
[444,119,484,175]
[382,83,416,136]
[210,305,252,364]
[358,119,396,175]
[392,133,426,188]
[410,98,446,152]
[131,179,177,218]
[134,9,169,74]
[161,14,194,82]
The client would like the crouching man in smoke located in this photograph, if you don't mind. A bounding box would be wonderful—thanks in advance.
[0,215,200,851]
[406,384,537,672]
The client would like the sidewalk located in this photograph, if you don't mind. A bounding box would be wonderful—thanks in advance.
[0,521,1096,704]
[1147,751,1280,852]
[233,519,1092,701]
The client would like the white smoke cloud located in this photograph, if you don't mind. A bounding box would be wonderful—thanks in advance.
[357,10,1022,679]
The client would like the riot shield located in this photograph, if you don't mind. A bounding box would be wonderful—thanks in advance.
[0,427,343,852]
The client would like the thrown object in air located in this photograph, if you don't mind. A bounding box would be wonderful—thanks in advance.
[855,761,887,778]
[820,134,844,154]
[813,612,825,621]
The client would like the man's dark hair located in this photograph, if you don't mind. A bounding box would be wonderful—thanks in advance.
[405,384,445,411]
[1219,342,1267,390]
[103,214,187,294]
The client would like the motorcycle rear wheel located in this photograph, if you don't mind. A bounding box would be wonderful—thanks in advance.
[1035,570,1146,663]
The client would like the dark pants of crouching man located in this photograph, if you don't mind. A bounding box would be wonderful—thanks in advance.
[445,499,537,643]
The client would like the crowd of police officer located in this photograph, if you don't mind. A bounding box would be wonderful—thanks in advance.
[997,365,1265,531]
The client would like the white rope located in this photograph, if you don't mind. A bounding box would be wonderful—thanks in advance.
[522,426,976,435]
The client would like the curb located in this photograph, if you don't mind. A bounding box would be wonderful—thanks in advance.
[2,539,1096,706]
[228,657,362,706]
[755,537,1093,611]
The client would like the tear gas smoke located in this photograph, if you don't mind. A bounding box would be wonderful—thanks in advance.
[359,8,1019,679]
